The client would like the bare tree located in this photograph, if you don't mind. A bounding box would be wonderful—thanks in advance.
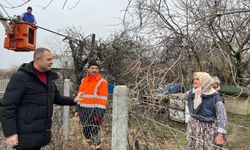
[122,0,250,85]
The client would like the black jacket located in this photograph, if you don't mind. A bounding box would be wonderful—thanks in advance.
[0,62,76,149]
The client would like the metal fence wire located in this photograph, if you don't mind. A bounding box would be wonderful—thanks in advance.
[0,80,250,150]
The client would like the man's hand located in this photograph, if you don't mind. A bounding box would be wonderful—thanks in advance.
[74,96,79,103]
[74,92,82,103]
[5,134,18,147]
[215,133,224,146]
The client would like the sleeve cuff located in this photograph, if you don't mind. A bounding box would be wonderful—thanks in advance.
[56,96,76,105]
[217,127,227,134]
[2,120,17,137]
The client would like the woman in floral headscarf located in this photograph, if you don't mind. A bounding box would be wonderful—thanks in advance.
[186,72,227,150]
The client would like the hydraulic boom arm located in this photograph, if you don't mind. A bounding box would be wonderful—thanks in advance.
[0,10,12,33]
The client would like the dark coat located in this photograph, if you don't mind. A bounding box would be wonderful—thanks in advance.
[0,62,75,149]
[188,90,220,123]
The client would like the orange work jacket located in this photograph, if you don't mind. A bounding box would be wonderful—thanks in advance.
[78,74,108,109]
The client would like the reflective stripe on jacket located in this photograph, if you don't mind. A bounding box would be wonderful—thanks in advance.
[78,74,108,109]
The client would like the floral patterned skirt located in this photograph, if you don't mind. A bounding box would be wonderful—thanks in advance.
[187,118,223,150]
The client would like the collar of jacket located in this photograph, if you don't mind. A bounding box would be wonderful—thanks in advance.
[18,61,59,80]
[189,89,218,99]
[25,12,33,16]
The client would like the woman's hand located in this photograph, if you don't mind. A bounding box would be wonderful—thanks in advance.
[215,133,224,146]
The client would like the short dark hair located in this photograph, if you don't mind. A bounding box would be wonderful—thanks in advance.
[33,47,51,60]
[27,7,32,10]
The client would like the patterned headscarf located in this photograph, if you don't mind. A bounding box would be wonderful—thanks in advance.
[194,72,214,93]
[193,72,216,109]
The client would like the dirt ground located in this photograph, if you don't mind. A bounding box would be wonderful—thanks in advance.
[1,112,249,150]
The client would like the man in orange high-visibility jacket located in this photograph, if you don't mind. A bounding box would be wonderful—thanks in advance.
[75,59,108,149]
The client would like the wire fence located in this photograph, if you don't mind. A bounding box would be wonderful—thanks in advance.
[0,80,250,150]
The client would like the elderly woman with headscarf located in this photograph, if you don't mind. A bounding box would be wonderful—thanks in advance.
[185,72,227,150]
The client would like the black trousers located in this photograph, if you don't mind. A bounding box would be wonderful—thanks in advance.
[83,125,100,139]
[78,107,105,139]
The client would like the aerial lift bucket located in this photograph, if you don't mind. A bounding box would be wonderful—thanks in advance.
[4,22,37,51]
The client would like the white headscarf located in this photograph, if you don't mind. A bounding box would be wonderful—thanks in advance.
[193,72,217,109]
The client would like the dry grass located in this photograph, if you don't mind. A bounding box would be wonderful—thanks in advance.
[1,111,249,150]
[226,113,250,150]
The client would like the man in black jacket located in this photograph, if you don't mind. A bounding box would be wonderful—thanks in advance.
[0,48,77,150]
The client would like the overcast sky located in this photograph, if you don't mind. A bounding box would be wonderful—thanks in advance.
[0,0,127,69]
